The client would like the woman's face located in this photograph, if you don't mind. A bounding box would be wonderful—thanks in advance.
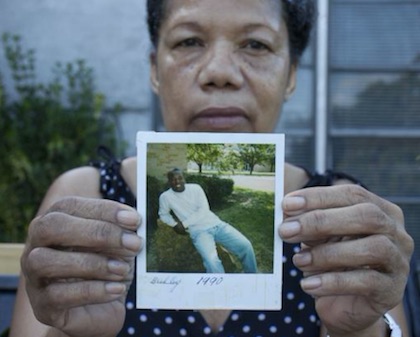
[150,0,296,133]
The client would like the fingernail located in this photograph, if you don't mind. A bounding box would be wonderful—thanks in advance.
[108,260,129,276]
[294,252,312,267]
[117,210,140,226]
[122,233,142,252]
[283,196,305,211]
[301,277,322,291]
[105,282,126,294]
[279,221,301,238]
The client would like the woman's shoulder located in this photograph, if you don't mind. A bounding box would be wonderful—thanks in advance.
[36,166,102,214]
[284,163,311,194]
[120,156,137,193]
[50,166,102,198]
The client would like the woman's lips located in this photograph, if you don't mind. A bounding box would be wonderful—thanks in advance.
[191,107,250,131]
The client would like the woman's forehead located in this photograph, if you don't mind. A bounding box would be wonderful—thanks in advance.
[162,0,283,32]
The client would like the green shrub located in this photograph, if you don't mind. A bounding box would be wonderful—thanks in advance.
[146,175,165,233]
[0,33,123,242]
[184,174,234,208]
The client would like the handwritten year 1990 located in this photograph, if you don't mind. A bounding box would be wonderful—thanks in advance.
[196,276,224,286]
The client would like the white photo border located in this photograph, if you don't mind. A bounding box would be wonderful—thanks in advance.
[136,131,284,310]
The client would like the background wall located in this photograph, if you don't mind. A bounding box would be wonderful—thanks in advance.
[0,0,153,155]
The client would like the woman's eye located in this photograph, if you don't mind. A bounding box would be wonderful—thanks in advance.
[244,40,270,51]
[176,38,202,48]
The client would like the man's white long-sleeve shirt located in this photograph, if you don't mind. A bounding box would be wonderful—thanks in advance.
[158,183,221,230]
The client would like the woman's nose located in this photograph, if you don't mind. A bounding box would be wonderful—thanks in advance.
[198,43,244,90]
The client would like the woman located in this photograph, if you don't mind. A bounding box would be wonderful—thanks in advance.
[10,0,414,336]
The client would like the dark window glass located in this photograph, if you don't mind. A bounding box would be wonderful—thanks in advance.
[332,138,420,197]
[284,136,314,170]
[330,3,420,69]
[330,72,420,128]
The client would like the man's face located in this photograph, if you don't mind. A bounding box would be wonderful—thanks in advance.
[170,172,186,192]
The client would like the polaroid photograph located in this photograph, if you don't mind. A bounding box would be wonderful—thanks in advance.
[136,131,284,310]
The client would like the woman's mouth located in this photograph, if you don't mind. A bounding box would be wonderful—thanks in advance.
[190,107,251,131]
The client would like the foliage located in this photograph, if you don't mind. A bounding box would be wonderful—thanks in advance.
[0,33,122,242]
[184,173,234,208]
[186,143,276,175]
[187,144,222,174]
[236,144,276,175]
[146,175,165,235]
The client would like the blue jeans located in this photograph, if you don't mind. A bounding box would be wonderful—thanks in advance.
[189,222,257,273]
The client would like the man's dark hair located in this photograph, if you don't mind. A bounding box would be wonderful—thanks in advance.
[167,168,184,181]
[147,0,316,64]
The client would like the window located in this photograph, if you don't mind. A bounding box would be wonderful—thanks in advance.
[329,0,420,262]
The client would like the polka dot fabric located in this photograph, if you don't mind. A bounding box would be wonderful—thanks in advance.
[91,149,362,336]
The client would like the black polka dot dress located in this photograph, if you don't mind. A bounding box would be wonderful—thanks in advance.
[92,148,362,337]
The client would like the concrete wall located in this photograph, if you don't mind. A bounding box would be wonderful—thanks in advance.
[147,144,188,181]
[0,0,154,155]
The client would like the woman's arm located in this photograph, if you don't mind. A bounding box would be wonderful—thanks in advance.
[280,184,414,337]
[10,166,141,337]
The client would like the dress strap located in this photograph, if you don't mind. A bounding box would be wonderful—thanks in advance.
[303,169,367,189]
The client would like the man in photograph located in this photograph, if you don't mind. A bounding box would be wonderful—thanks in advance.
[158,168,258,273]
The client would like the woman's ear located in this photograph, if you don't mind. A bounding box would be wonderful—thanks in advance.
[150,52,160,95]
[285,63,297,101]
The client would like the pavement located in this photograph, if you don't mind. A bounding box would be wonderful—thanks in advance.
[222,174,275,192]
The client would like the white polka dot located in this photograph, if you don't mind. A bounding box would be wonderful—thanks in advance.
[139,314,148,322]
[296,326,304,334]
[165,316,173,324]
[269,325,278,333]
[153,327,161,335]
[258,313,266,321]
[287,292,295,300]
[179,328,187,336]
[309,314,317,323]
[290,269,298,277]
[242,325,251,333]
[284,316,292,324]
[282,256,287,263]
[127,327,135,335]
[204,326,212,334]
[298,302,305,310]
[126,301,134,310]
[188,315,196,323]
[293,245,301,253]
[231,313,239,321]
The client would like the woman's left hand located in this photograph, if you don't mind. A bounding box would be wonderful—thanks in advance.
[279,184,414,337]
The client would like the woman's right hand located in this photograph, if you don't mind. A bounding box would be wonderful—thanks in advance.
[20,196,142,337]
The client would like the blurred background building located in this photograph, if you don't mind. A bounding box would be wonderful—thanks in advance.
[0,0,419,332]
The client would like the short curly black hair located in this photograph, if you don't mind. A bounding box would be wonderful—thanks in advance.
[147,0,316,64]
